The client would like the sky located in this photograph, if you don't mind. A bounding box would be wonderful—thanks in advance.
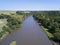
[0,0,60,11]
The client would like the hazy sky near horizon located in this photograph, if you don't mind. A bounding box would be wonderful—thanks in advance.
[0,0,60,10]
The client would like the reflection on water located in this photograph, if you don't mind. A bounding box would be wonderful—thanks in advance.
[0,16,52,45]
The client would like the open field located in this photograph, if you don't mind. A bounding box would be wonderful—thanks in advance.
[0,11,16,15]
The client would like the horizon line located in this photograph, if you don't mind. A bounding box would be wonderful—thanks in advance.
[0,9,60,11]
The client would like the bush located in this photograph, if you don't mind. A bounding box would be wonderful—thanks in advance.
[54,28,60,40]
[48,25,56,34]
[2,26,11,33]
[0,15,11,19]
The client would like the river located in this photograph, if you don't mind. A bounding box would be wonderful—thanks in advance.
[0,16,52,45]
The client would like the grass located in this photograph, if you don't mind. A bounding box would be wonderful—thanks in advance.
[0,11,24,32]
[41,26,57,45]
[0,11,24,40]
[11,15,23,22]
[0,11,16,15]
[0,19,8,40]
[52,41,57,45]
[0,11,24,22]
[0,19,7,32]
[41,26,54,38]
[0,32,8,40]
[10,41,16,45]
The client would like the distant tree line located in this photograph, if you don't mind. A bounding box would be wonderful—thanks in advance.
[16,11,31,15]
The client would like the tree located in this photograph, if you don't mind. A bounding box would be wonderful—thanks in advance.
[16,11,24,15]
[0,32,3,37]
[54,28,60,40]
[48,25,56,34]
[2,26,11,33]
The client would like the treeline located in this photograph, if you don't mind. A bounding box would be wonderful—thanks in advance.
[16,11,30,15]
[32,11,60,44]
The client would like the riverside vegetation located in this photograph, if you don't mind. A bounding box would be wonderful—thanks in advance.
[16,11,60,45]
[0,11,60,45]
[0,11,23,41]
[15,11,60,45]
[32,11,60,45]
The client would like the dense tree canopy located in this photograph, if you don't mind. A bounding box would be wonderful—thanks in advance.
[33,11,60,43]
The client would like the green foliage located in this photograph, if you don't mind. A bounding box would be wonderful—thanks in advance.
[0,32,3,37]
[2,26,11,33]
[0,31,5,37]
[33,11,60,44]
[0,14,22,38]
[10,41,16,45]
[54,28,60,40]
[7,18,21,25]
[16,11,23,15]
[48,25,56,33]
[7,17,21,30]
[16,11,30,15]
[0,15,11,19]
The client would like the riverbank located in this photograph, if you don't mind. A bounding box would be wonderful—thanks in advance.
[0,11,24,41]
[0,16,52,45]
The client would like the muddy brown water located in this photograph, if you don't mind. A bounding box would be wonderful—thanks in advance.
[0,16,52,45]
